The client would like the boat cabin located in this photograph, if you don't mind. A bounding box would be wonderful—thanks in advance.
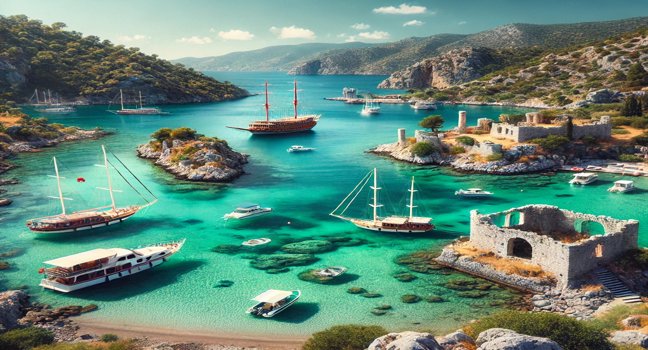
[570,172,598,184]
[609,180,635,193]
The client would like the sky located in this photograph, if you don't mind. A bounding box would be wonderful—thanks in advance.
[3,0,648,60]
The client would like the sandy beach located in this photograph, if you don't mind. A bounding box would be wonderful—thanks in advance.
[76,318,307,349]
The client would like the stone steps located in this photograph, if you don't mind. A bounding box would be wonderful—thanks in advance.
[594,268,642,304]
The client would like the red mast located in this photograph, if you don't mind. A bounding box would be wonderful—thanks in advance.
[264,81,270,122]
[293,80,298,119]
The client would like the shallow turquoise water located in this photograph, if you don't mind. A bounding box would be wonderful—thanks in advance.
[1,72,647,336]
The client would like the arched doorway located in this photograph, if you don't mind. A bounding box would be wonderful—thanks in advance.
[508,238,533,259]
[574,220,606,236]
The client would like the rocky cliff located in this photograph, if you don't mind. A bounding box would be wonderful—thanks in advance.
[137,136,248,183]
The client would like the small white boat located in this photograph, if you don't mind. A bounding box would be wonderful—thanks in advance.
[313,266,347,278]
[361,98,380,115]
[224,204,272,220]
[40,105,76,114]
[569,172,598,185]
[39,240,185,293]
[242,238,272,246]
[287,145,315,153]
[608,180,635,193]
[411,101,437,110]
[455,188,494,198]
[247,289,301,318]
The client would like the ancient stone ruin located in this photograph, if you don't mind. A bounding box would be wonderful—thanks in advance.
[490,113,612,142]
[465,204,639,288]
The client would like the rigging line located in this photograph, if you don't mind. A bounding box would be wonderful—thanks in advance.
[340,173,372,216]
[110,151,157,199]
[106,158,149,204]
[330,170,372,215]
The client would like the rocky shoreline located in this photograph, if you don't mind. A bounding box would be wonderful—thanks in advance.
[137,136,248,183]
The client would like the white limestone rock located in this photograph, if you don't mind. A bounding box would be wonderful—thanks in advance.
[476,328,562,350]
[367,331,444,350]
[610,330,648,348]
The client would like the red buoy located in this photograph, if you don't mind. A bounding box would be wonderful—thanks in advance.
[77,177,86,183]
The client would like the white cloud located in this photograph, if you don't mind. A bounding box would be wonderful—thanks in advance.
[176,36,213,45]
[458,21,467,25]
[351,23,370,30]
[345,36,357,42]
[270,25,316,39]
[117,34,149,43]
[217,29,254,41]
[403,20,423,27]
[358,31,390,40]
[373,3,426,15]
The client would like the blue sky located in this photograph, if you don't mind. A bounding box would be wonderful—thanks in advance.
[3,0,648,59]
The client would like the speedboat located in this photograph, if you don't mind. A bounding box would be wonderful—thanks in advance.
[242,238,272,246]
[455,188,494,198]
[38,240,185,293]
[411,101,437,110]
[313,266,347,278]
[247,289,301,318]
[569,172,598,185]
[287,145,315,153]
[224,204,272,220]
[608,180,635,193]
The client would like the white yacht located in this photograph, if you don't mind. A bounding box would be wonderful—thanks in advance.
[411,101,437,110]
[41,105,76,114]
[247,289,301,318]
[569,172,598,185]
[224,204,272,220]
[313,266,347,278]
[287,145,315,152]
[361,99,380,115]
[608,180,635,193]
[455,188,494,198]
[39,240,185,293]
[242,238,272,246]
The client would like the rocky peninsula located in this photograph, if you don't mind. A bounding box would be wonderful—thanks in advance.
[137,127,248,182]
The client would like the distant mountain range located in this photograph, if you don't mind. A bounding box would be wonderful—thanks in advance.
[175,17,648,76]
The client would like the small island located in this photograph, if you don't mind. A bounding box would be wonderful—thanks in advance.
[137,127,248,182]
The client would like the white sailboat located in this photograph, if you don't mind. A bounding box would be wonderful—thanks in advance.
[331,169,434,233]
[110,90,168,115]
[361,97,380,115]
[26,145,157,233]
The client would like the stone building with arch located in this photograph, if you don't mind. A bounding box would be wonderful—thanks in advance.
[468,205,639,287]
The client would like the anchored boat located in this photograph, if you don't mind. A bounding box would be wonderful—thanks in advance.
[26,145,157,233]
[411,101,437,110]
[39,240,185,293]
[455,188,494,198]
[228,81,319,135]
[287,145,315,153]
[569,172,598,185]
[361,98,380,115]
[224,204,272,220]
[331,168,434,233]
[109,90,169,115]
[247,289,301,318]
[608,180,635,193]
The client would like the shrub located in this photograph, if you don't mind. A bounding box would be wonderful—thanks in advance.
[303,324,387,350]
[151,128,172,142]
[580,135,599,146]
[633,133,648,146]
[630,118,648,129]
[612,128,630,135]
[0,327,55,350]
[486,153,503,161]
[619,154,644,162]
[450,146,466,155]
[169,127,197,141]
[34,340,137,350]
[529,135,570,152]
[100,334,119,342]
[411,142,437,157]
[464,311,612,350]
[611,116,635,127]
[499,114,526,125]
[456,136,475,146]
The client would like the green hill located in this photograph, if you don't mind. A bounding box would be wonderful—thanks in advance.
[0,15,248,104]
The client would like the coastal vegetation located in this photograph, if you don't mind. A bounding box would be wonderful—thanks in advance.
[303,324,387,350]
[0,326,54,350]
[418,115,445,135]
[0,15,248,104]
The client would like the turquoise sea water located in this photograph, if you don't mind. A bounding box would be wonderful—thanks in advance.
[1,72,648,336]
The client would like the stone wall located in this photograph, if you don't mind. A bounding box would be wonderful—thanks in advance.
[469,205,639,287]
[490,118,611,142]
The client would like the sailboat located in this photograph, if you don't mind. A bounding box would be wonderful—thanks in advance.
[26,145,157,233]
[361,97,380,115]
[110,90,168,115]
[29,89,76,114]
[330,169,434,233]
[227,80,319,134]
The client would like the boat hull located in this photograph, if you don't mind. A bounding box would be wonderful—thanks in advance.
[27,207,141,233]
[224,208,272,220]
[350,219,434,233]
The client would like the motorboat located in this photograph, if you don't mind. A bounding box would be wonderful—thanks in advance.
[455,188,494,198]
[247,289,301,318]
[361,98,380,115]
[224,204,272,220]
[411,101,437,110]
[242,238,272,246]
[313,266,347,278]
[39,240,185,293]
[608,180,635,193]
[569,172,598,185]
[287,145,315,153]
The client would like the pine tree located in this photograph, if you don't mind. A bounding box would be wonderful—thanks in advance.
[627,63,648,87]
[620,95,642,116]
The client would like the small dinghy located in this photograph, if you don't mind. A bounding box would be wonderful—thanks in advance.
[224,204,272,220]
[247,289,301,318]
[287,145,315,152]
[242,238,272,246]
[313,266,347,278]
[455,188,494,198]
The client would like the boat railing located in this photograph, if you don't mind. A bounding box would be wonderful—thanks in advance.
[134,238,186,250]
[45,264,105,278]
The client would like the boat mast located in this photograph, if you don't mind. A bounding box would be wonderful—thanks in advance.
[407,176,417,219]
[293,80,298,119]
[369,168,382,223]
[264,81,270,122]
[53,157,66,215]
[139,91,143,109]
[48,90,52,104]
[35,89,40,104]
[102,145,117,210]
[120,89,124,110]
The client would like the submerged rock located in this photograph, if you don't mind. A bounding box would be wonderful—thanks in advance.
[211,244,241,254]
[347,287,367,294]
[425,295,446,303]
[401,294,422,303]
[457,291,489,299]
[214,280,234,288]
[396,250,445,274]
[371,309,388,316]
[249,254,318,271]
[393,272,418,282]
[361,292,383,298]
[280,240,335,254]
[367,331,444,350]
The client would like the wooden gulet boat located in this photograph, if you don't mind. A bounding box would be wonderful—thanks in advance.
[26,145,157,233]
[330,168,434,233]
[227,80,319,135]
